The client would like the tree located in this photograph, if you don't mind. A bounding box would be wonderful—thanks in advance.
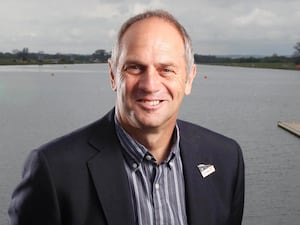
[293,42,300,65]
[20,48,29,61]
[294,42,300,56]
[92,49,110,62]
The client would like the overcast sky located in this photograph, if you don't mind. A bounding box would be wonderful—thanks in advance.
[1,0,299,55]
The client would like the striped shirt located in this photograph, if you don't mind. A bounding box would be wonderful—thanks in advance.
[114,117,187,225]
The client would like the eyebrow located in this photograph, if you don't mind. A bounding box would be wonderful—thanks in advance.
[123,59,145,65]
[123,59,177,67]
[157,62,177,68]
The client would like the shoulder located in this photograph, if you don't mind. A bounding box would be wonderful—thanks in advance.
[177,119,243,159]
[177,120,238,145]
[33,109,115,164]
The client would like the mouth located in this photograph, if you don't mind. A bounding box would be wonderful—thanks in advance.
[137,99,163,107]
[143,100,160,106]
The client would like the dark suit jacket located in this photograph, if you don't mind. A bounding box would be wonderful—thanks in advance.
[8,109,244,225]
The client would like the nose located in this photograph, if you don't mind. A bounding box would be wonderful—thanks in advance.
[138,67,161,93]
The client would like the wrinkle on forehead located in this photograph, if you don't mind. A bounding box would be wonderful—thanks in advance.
[119,18,186,66]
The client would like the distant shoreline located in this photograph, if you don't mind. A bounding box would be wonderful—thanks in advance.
[1,61,299,71]
[205,62,300,71]
[0,61,100,66]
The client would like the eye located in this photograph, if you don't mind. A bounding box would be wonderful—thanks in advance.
[163,68,173,73]
[160,67,176,76]
[123,64,144,75]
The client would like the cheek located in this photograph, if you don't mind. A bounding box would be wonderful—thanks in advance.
[117,75,136,98]
[172,77,186,95]
[115,73,127,90]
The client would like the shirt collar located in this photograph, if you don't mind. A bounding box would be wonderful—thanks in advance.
[114,115,180,168]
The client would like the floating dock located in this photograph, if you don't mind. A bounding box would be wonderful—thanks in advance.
[277,121,300,137]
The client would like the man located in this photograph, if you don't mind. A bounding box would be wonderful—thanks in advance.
[8,10,244,225]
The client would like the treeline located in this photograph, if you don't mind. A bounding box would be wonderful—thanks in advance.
[0,49,111,65]
[1,43,300,68]
[195,42,300,67]
[2,51,298,65]
[194,54,300,65]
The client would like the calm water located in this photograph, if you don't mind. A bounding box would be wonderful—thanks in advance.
[0,64,299,225]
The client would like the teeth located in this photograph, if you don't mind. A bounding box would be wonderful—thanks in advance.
[144,100,160,106]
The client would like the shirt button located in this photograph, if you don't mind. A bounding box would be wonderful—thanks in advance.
[132,163,138,169]
[155,183,160,190]
[145,155,152,161]
[169,162,174,167]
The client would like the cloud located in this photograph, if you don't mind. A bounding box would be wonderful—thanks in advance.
[233,8,278,27]
[0,0,299,55]
[81,3,121,19]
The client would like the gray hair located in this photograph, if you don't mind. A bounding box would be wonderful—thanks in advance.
[110,9,194,75]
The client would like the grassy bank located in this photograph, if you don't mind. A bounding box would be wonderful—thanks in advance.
[0,60,82,66]
[1,60,299,71]
[207,62,299,70]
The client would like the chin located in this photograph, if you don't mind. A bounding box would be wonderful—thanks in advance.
[137,115,175,129]
[136,119,159,128]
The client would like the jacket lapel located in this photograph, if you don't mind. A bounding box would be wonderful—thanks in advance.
[179,123,217,225]
[87,111,135,225]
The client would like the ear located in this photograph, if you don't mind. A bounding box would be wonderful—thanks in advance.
[184,64,197,95]
[108,59,117,91]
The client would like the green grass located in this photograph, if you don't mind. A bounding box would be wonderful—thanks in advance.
[210,62,299,70]
[0,59,75,66]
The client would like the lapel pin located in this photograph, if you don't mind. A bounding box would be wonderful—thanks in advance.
[197,164,216,178]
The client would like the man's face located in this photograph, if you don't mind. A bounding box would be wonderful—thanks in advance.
[109,18,196,132]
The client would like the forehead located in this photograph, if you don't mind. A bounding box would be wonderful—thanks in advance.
[120,17,185,53]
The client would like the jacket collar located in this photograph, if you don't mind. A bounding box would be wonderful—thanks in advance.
[87,109,135,225]
[178,121,217,225]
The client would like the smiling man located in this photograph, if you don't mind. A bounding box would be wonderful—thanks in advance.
[110,15,196,164]
[9,10,244,225]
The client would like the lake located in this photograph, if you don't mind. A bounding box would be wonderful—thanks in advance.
[0,64,299,225]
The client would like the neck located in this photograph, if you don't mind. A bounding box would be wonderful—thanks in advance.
[134,128,175,164]
[118,119,176,164]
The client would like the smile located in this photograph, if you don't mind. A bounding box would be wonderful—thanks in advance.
[137,100,163,107]
[144,100,160,106]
